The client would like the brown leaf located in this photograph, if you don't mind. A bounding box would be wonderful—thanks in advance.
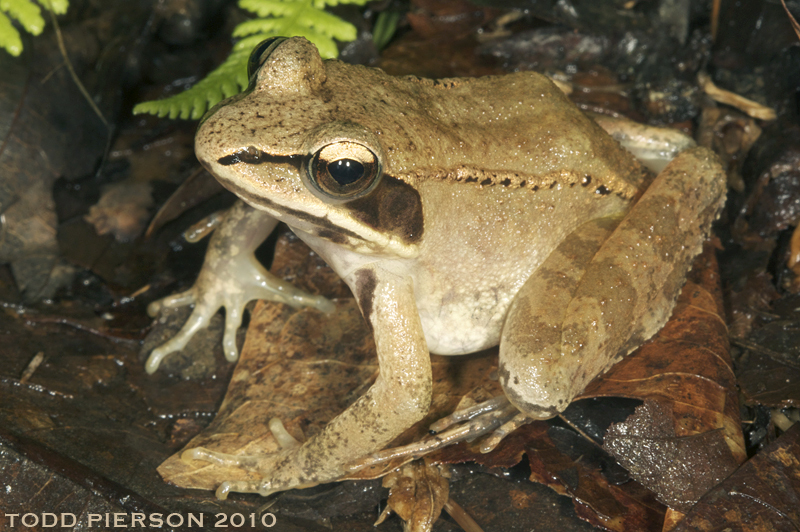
[603,399,738,512]
[727,270,781,340]
[672,422,800,531]
[736,321,800,409]
[145,168,226,238]
[734,125,800,241]
[432,422,667,532]
[84,181,154,242]
[158,298,378,490]
[696,106,762,193]
[406,0,499,39]
[581,244,747,464]
[0,13,125,299]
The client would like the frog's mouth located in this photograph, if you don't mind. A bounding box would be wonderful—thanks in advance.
[206,153,369,242]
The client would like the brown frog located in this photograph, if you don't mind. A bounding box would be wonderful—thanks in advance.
[147,37,726,498]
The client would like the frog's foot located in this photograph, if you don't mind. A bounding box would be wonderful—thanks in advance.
[146,202,334,374]
[183,446,299,499]
[182,418,316,499]
[428,396,511,432]
[345,397,523,474]
[146,260,332,373]
[589,113,696,173]
[430,396,533,452]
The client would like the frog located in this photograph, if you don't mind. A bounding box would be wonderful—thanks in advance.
[146,36,726,499]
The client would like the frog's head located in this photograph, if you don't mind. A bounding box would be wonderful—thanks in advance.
[195,37,422,259]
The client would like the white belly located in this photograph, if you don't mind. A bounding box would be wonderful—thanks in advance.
[417,294,511,355]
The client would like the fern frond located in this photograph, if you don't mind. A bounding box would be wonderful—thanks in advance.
[240,0,369,16]
[0,10,22,55]
[233,21,350,53]
[238,0,296,17]
[310,0,370,8]
[133,38,258,120]
[44,0,67,14]
[0,0,70,56]
[2,0,45,35]
[135,0,371,119]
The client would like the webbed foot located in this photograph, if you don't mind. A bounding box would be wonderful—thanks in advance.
[345,396,528,474]
[146,202,334,373]
[181,418,330,499]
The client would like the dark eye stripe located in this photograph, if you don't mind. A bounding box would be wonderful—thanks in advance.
[218,148,301,171]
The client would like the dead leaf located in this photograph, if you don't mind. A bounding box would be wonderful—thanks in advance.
[85,181,154,241]
[734,124,800,242]
[582,244,747,464]
[603,399,738,512]
[145,168,226,238]
[727,269,781,340]
[158,298,377,490]
[672,422,800,531]
[405,0,499,39]
[736,321,800,409]
[696,105,762,192]
[0,12,134,299]
[426,419,665,532]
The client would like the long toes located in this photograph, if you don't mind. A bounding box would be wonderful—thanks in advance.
[221,307,244,362]
[146,308,215,373]
[147,289,196,317]
[480,412,532,453]
[181,447,240,467]
[269,418,302,449]
[430,396,511,432]
[216,480,274,499]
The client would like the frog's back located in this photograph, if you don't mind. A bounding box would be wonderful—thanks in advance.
[406,72,648,199]
[322,63,650,202]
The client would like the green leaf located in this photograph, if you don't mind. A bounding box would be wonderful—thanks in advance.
[135,0,372,119]
[2,0,45,35]
[0,0,71,55]
[373,10,401,50]
[133,42,254,120]
[233,16,354,48]
[0,10,22,55]
[310,0,370,8]
[239,0,297,17]
[42,0,68,14]
[240,0,369,15]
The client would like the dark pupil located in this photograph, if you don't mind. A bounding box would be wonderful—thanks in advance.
[327,159,364,185]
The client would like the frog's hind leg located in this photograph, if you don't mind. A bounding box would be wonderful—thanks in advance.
[498,216,620,418]
[499,147,726,419]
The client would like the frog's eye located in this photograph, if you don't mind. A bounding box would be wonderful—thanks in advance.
[307,142,382,200]
[247,37,288,86]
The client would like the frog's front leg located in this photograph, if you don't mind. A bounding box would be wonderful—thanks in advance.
[500,146,726,418]
[184,270,433,497]
[146,200,334,373]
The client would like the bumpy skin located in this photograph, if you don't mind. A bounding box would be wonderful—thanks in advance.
[150,37,727,497]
